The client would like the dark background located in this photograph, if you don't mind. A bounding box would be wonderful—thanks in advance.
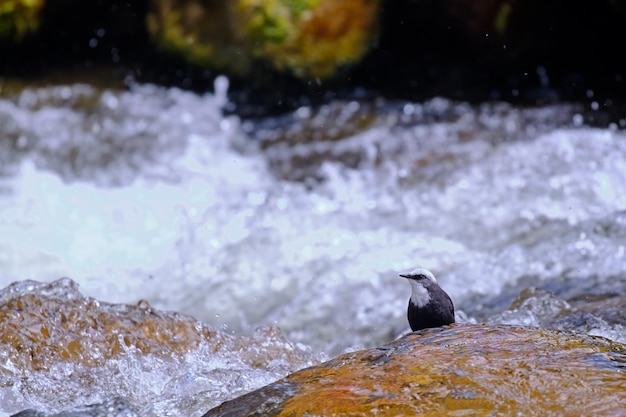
[2,0,625,122]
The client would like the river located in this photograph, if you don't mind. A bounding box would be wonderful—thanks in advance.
[0,79,625,415]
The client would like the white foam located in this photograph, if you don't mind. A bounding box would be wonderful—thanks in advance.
[1,89,625,359]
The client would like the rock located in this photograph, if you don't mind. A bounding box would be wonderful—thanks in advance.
[146,0,381,80]
[205,324,626,416]
[486,288,626,344]
[573,294,626,327]
[0,278,323,415]
[0,277,319,377]
[0,278,222,369]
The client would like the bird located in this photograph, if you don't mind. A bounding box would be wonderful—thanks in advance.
[400,267,455,331]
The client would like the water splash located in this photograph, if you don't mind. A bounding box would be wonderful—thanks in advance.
[0,279,321,416]
[1,85,625,360]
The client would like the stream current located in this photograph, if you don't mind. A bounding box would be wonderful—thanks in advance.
[0,80,625,415]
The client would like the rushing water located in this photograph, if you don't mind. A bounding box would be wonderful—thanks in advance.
[0,79,625,415]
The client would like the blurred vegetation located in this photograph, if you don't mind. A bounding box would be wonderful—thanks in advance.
[0,0,45,42]
[2,0,626,118]
[146,0,381,81]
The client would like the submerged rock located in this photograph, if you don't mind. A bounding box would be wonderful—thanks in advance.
[487,287,626,344]
[0,278,321,415]
[205,324,626,416]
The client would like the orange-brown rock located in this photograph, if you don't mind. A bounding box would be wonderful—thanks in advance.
[205,324,626,416]
[0,278,317,373]
[0,279,219,370]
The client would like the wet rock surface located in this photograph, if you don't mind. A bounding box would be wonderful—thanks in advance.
[0,279,322,416]
[205,324,626,417]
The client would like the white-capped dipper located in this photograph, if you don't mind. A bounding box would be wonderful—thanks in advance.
[400,268,455,331]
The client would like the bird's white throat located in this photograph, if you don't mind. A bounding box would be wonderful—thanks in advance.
[408,280,430,308]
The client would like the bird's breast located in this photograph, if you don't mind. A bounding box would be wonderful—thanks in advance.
[409,281,430,308]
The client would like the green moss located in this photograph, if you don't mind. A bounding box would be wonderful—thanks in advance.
[285,0,318,15]
[239,0,379,79]
[0,0,45,42]
[247,4,291,44]
[235,0,321,46]
[494,2,512,35]
[146,0,380,80]
[146,0,252,73]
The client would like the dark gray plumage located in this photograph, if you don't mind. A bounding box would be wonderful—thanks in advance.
[400,268,455,331]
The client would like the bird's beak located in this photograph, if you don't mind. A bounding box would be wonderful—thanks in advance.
[399,274,409,279]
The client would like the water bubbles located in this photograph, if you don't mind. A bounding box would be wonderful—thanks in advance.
[219,118,232,131]
[101,92,119,110]
[16,135,28,148]
[573,235,596,256]
[572,113,584,126]
[346,100,360,113]
[275,197,288,210]
[181,112,193,124]
[487,288,571,327]
[59,86,73,101]
[221,209,252,244]
[213,75,229,108]
[588,326,626,344]
[593,172,618,204]
[247,191,266,206]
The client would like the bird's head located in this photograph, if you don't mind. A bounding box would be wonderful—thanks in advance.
[400,267,438,307]
[399,267,438,284]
